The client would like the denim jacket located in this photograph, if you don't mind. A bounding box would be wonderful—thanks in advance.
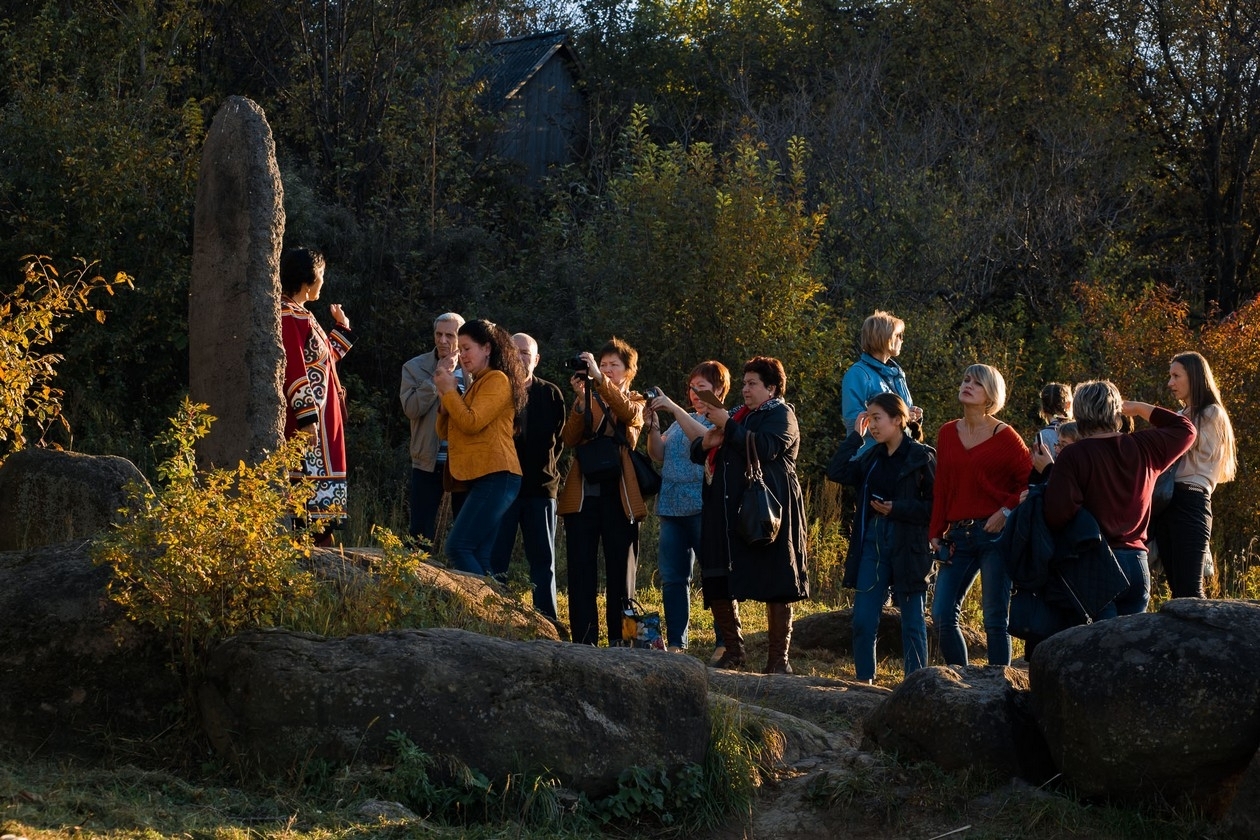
[841,354,913,456]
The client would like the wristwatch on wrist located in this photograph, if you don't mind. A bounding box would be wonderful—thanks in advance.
[1000,506,1012,518]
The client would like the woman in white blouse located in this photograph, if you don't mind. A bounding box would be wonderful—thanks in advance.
[1152,351,1237,598]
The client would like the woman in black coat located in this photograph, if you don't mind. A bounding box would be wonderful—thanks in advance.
[827,392,935,683]
[690,356,809,673]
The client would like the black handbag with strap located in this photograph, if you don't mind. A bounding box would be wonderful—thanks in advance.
[610,413,661,498]
[735,430,782,547]
[575,387,622,483]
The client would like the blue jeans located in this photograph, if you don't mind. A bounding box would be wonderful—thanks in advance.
[931,520,1012,666]
[1097,548,1150,619]
[852,521,928,681]
[489,494,559,620]
[658,514,702,648]
[444,471,521,576]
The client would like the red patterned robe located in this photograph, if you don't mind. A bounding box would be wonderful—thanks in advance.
[281,298,353,518]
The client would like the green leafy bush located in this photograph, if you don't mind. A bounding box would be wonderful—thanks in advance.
[93,398,318,678]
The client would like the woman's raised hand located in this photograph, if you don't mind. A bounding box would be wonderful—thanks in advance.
[855,410,870,437]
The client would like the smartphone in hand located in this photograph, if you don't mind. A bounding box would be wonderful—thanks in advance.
[691,386,725,408]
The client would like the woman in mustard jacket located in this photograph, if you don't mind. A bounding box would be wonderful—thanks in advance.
[437,319,528,575]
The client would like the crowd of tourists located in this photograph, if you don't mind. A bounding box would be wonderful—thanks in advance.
[277,253,1236,681]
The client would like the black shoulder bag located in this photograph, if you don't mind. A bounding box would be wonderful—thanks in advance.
[736,429,782,547]
[574,385,622,483]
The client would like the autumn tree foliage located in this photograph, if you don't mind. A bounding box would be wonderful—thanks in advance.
[0,257,132,462]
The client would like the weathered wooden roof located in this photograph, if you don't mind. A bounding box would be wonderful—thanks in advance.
[475,30,579,104]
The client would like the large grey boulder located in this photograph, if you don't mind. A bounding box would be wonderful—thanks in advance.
[198,628,710,796]
[0,541,179,753]
[190,95,286,469]
[1220,747,1260,840]
[863,665,1054,783]
[0,448,149,551]
[1030,599,1260,817]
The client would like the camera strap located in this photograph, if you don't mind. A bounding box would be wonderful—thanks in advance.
[583,384,612,441]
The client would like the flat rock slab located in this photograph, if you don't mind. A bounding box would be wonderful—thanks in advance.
[707,669,888,732]
[198,628,710,796]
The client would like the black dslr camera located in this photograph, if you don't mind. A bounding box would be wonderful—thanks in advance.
[565,355,590,378]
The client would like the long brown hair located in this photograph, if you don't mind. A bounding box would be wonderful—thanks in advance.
[1171,351,1236,482]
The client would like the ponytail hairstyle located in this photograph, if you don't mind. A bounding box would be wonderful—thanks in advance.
[1039,383,1072,423]
[459,319,528,416]
[866,392,910,429]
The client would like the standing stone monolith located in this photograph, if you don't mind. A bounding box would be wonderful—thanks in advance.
[189,95,286,468]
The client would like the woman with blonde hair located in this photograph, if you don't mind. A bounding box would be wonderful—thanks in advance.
[842,310,920,456]
[929,364,1030,666]
[1152,351,1237,598]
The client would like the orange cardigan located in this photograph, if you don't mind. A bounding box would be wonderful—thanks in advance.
[557,377,648,521]
[437,369,521,481]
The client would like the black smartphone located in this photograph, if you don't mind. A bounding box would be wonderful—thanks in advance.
[870,492,886,502]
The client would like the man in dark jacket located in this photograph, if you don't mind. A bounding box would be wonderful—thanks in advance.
[490,333,566,619]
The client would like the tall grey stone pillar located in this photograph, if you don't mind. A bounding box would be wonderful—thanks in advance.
[189,96,286,468]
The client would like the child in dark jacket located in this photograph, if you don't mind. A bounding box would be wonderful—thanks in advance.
[827,393,936,683]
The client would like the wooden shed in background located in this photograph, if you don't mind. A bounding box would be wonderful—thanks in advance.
[475,31,587,184]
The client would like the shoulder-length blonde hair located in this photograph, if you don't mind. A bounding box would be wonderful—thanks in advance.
[963,363,1007,415]
[860,310,904,357]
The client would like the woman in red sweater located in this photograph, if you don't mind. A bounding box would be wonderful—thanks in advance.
[929,364,1031,666]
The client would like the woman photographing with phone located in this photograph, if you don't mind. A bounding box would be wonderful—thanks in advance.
[1151,352,1236,599]
[643,361,731,653]
[690,356,809,673]
[436,319,527,576]
[827,393,935,683]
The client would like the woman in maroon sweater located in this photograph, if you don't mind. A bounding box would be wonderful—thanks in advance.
[929,364,1031,666]
[1044,381,1195,616]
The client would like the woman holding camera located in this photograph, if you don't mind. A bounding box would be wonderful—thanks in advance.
[558,338,649,646]
[436,319,527,575]
[691,356,809,673]
[1151,352,1236,599]
[644,361,732,653]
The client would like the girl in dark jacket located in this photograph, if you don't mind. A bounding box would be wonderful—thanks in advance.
[827,393,935,683]
[690,356,810,673]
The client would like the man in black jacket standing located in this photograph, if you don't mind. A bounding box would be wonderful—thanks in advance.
[490,332,567,620]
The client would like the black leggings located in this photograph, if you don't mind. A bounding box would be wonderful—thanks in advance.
[1152,484,1212,599]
